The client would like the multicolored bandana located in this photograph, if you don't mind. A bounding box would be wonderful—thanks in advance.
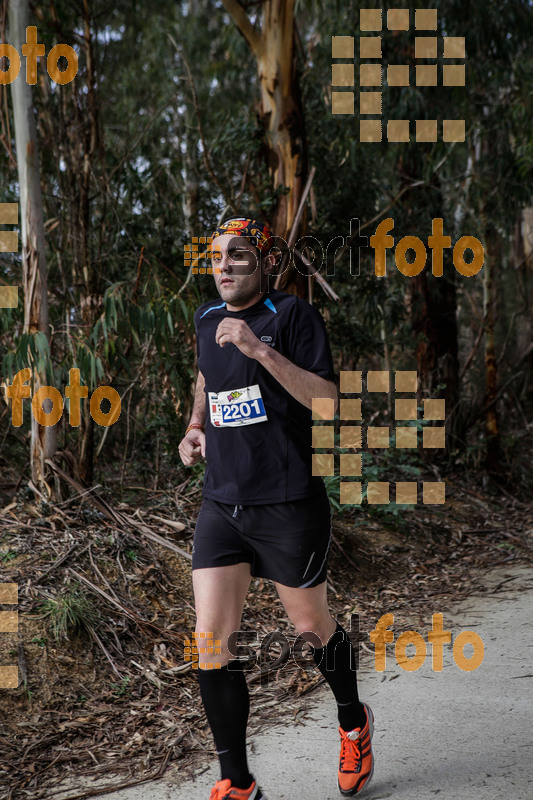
[211,217,273,253]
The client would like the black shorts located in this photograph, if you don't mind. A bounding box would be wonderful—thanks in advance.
[192,488,332,588]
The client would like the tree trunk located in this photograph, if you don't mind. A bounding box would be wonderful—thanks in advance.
[513,209,533,403]
[401,157,459,428]
[72,0,101,484]
[9,0,56,492]
[222,0,307,239]
[477,122,502,476]
[410,269,459,421]
[482,228,501,474]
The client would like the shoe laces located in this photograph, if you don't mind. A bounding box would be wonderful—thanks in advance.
[340,727,362,772]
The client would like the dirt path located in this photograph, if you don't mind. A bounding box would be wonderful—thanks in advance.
[65,563,532,800]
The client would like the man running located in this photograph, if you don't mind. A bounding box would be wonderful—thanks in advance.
[179,217,374,800]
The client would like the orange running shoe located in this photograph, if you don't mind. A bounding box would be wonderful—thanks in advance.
[208,776,267,800]
[337,702,374,796]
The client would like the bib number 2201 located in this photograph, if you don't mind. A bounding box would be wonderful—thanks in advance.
[209,384,268,427]
[222,398,262,422]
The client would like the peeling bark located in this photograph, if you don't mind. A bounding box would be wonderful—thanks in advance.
[222,0,307,239]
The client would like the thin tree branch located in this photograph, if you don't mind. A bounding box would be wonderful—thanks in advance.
[169,35,236,215]
[472,371,524,423]
[222,0,262,58]
[459,312,488,385]
[496,303,528,367]
[333,180,425,268]
[106,86,183,184]
[293,247,340,302]
[235,151,252,208]
[274,166,316,289]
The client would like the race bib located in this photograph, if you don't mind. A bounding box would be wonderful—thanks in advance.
[209,384,268,427]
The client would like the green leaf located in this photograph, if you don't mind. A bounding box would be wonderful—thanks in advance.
[399,464,421,476]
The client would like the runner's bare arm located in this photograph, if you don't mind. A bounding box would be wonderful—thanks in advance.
[178,371,206,466]
[255,346,338,413]
[189,370,206,427]
[215,318,337,413]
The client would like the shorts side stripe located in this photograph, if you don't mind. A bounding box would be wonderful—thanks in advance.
[301,550,316,580]
[297,530,332,588]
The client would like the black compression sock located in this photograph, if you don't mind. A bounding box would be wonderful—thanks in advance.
[196,659,253,789]
[310,619,366,732]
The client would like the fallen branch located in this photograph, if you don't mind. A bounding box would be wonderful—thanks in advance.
[148,514,186,533]
[45,458,192,561]
[120,513,192,561]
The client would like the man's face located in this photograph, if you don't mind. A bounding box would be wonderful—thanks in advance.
[211,234,271,308]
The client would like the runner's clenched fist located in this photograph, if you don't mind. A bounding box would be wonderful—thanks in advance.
[215,318,268,359]
[178,427,205,466]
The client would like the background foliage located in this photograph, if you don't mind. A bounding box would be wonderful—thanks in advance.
[1,0,533,499]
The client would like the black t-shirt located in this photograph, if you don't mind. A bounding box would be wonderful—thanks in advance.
[194,288,336,504]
